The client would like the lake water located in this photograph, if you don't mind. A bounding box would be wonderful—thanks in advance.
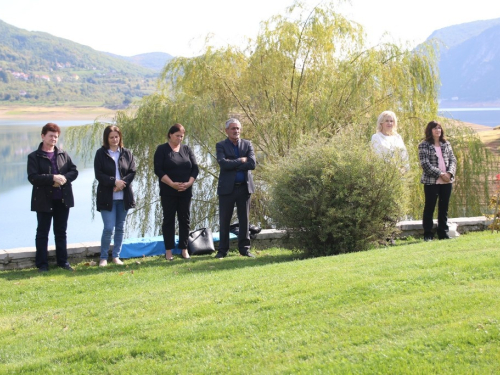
[1,109,499,250]
[0,120,134,250]
[438,108,500,127]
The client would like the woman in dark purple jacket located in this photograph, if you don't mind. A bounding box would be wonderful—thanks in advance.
[27,123,78,272]
[94,125,136,266]
[154,123,199,260]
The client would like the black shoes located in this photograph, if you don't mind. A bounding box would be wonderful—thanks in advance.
[424,233,451,241]
[215,251,255,258]
[39,265,73,272]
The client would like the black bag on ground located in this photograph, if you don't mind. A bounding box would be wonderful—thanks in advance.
[229,223,240,235]
[187,228,215,255]
[249,224,262,235]
[229,223,262,239]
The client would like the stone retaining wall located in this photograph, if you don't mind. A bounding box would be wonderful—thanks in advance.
[0,217,492,271]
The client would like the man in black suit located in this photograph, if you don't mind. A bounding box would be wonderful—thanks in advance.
[215,118,256,258]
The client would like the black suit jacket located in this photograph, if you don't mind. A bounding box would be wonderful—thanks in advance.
[216,138,256,195]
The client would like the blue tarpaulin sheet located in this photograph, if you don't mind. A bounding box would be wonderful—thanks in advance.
[119,231,237,259]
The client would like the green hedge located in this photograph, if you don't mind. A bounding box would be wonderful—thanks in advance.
[266,135,409,256]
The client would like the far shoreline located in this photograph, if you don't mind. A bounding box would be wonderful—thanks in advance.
[0,104,493,133]
[0,105,118,121]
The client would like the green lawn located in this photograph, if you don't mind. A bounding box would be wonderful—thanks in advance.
[1,232,499,374]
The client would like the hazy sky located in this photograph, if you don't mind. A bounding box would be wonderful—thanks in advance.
[1,0,500,57]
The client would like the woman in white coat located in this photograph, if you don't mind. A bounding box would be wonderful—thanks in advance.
[371,110,409,172]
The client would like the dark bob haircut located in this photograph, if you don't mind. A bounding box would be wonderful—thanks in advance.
[41,122,61,136]
[102,125,124,149]
[167,123,185,139]
[424,120,447,143]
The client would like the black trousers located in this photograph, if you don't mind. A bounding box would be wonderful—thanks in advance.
[218,184,251,254]
[35,199,70,269]
[422,183,453,238]
[161,195,191,250]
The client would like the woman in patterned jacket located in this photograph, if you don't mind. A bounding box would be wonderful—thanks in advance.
[418,121,457,241]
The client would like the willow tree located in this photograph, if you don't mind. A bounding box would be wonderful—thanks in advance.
[68,1,496,236]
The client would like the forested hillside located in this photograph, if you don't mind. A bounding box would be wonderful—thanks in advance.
[0,20,165,107]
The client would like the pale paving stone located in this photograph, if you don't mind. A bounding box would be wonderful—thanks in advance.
[4,247,36,260]
[254,229,286,240]
[0,250,8,264]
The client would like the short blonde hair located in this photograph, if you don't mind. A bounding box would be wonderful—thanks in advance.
[376,111,398,135]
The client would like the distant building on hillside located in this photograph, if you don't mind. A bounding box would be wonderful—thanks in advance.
[11,71,29,80]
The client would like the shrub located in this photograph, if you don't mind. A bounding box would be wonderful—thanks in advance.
[266,133,409,256]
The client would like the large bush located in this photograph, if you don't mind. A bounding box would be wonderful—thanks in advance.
[266,133,409,256]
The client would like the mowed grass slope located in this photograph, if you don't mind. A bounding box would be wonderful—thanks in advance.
[1,232,499,374]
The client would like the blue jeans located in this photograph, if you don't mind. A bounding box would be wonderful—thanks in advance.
[100,200,128,259]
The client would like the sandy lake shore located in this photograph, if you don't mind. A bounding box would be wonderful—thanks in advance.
[1,104,495,133]
[0,105,117,121]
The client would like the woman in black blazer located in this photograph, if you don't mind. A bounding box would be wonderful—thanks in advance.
[94,125,136,266]
[154,124,199,260]
[418,121,457,241]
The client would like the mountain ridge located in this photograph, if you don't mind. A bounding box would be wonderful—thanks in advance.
[1,17,499,108]
[425,17,500,106]
[0,19,173,107]
[107,52,174,72]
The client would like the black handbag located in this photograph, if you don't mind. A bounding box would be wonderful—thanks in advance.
[187,228,215,255]
[229,223,262,238]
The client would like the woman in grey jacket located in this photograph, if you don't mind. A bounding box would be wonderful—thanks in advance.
[94,125,136,266]
[418,121,457,241]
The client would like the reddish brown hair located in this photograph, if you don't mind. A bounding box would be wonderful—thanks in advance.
[41,123,61,135]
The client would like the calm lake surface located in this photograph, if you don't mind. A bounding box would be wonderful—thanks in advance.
[0,120,143,250]
[1,109,499,250]
[438,108,500,127]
